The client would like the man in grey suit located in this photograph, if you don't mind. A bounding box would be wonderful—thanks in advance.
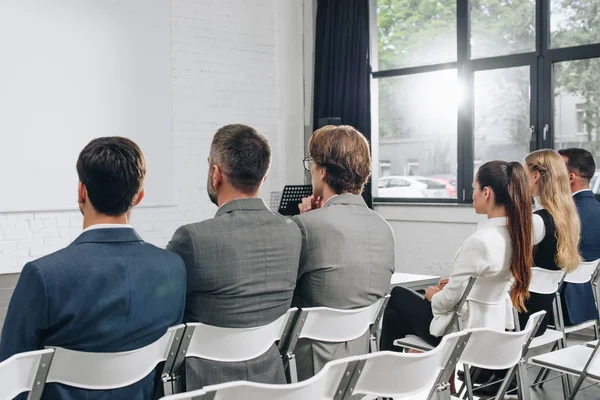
[167,124,302,390]
[293,125,395,381]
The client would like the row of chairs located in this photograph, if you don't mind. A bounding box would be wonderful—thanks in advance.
[159,311,546,400]
[395,259,600,400]
[0,298,388,399]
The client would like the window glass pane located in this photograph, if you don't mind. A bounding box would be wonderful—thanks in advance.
[551,0,600,48]
[375,70,458,198]
[474,66,531,171]
[376,0,456,70]
[470,0,535,59]
[554,58,600,194]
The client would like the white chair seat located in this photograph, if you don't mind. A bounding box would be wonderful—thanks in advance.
[529,329,564,349]
[393,335,434,352]
[586,340,598,348]
[529,345,600,380]
[564,320,597,335]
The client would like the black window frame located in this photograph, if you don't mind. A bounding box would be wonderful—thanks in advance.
[370,0,600,204]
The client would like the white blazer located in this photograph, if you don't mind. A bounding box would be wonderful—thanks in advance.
[430,217,514,337]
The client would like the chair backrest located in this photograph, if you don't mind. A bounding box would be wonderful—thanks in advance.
[0,349,54,400]
[529,267,565,294]
[45,324,185,390]
[181,308,298,362]
[348,331,471,399]
[459,311,546,370]
[566,259,600,284]
[161,356,361,400]
[295,297,386,343]
[444,276,477,334]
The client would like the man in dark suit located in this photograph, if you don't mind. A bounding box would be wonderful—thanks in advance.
[167,124,301,390]
[559,148,600,325]
[0,137,186,400]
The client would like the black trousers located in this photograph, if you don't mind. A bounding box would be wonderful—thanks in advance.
[381,286,441,351]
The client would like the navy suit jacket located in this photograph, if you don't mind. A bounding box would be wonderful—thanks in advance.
[0,228,186,400]
[562,190,600,325]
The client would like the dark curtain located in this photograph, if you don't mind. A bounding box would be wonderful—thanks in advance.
[313,0,372,208]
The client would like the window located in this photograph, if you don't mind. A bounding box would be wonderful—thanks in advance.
[371,0,600,202]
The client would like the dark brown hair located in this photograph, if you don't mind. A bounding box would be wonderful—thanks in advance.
[308,125,371,194]
[76,137,146,216]
[477,160,532,312]
[210,124,271,194]
[558,147,596,182]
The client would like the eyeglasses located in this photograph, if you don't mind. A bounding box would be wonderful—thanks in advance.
[303,157,313,172]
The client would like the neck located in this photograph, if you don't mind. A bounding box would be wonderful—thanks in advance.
[320,185,338,204]
[487,205,507,219]
[217,189,259,208]
[572,184,590,194]
[83,213,130,230]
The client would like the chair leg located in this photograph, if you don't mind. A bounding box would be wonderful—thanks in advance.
[567,373,588,400]
[495,366,516,400]
[594,322,599,340]
[463,364,474,400]
[516,358,531,400]
[369,334,377,353]
[286,354,298,383]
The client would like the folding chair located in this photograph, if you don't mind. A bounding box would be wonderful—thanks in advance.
[393,277,477,352]
[159,356,362,400]
[529,337,600,400]
[169,308,299,392]
[281,296,389,383]
[45,324,186,395]
[340,330,471,400]
[0,348,54,400]
[560,259,600,338]
[457,311,546,400]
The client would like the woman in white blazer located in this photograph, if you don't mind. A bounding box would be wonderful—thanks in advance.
[381,160,534,350]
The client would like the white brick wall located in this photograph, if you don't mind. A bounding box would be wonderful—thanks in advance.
[0,0,306,273]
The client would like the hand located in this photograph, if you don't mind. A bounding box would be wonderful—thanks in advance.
[425,285,442,302]
[298,195,323,214]
[438,278,449,289]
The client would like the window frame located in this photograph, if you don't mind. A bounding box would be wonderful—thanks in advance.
[370,0,600,204]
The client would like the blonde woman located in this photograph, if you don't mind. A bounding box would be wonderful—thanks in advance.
[522,149,581,335]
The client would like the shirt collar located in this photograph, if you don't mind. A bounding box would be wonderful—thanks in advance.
[477,216,508,230]
[81,223,133,235]
[573,189,593,197]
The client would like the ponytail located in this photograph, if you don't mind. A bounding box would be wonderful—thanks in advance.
[505,162,532,312]
[477,160,532,312]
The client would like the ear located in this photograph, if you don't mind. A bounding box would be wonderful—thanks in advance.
[569,172,576,183]
[213,164,223,187]
[78,181,86,205]
[318,165,326,180]
[483,186,491,201]
[132,188,145,207]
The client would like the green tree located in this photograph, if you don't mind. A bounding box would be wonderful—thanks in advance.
[553,0,600,155]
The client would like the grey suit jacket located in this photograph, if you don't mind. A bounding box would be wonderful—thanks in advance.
[167,198,302,390]
[292,193,395,380]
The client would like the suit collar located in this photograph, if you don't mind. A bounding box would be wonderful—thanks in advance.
[215,198,270,217]
[573,190,595,200]
[322,193,367,208]
[71,227,143,245]
[478,217,508,230]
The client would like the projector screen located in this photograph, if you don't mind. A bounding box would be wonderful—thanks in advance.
[0,0,173,212]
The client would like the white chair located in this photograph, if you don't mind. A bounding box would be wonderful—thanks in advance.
[159,356,362,400]
[45,324,186,395]
[169,308,299,392]
[529,338,600,400]
[0,348,54,400]
[282,297,388,383]
[457,311,546,400]
[342,330,471,400]
[394,277,477,352]
[560,259,600,337]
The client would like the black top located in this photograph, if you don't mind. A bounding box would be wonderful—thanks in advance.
[533,209,561,271]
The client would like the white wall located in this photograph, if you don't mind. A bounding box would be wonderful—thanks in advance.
[375,204,485,276]
[0,0,306,274]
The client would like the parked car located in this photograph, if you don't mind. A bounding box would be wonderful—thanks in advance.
[377,176,449,198]
[428,177,457,198]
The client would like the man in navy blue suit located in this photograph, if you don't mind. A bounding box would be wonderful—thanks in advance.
[559,148,600,325]
[0,137,186,399]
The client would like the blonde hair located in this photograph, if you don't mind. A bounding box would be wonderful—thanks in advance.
[525,149,581,272]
